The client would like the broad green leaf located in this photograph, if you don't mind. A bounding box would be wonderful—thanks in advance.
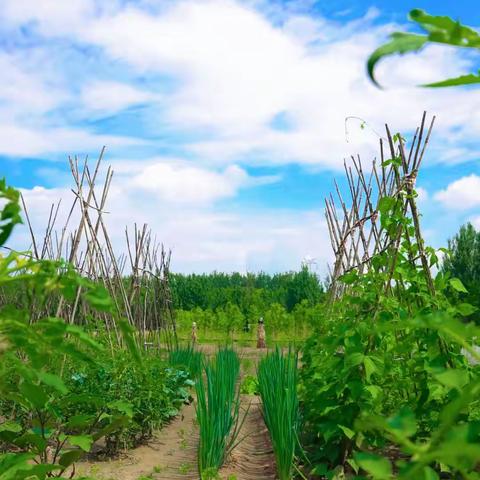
[58,449,84,468]
[108,400,134,418]
[68,434,93,452]
[435,368,469,390]
[19,381,49,409]
[387,408,417,438]
[367,33,427,87]
[338,424,355,439]
[457,302,477,317]
[363,357,377,382]
[355,452,392,479]
[378,196,396,215]
[345,352,364,368]
[449,277,468,293]
[37,371,68,395]
[83,285,114,312]
[118,319,142,364]
[0,421,22,433]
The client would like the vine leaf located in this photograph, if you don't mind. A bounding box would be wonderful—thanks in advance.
[367,33,427,87]
[367,9,480,88]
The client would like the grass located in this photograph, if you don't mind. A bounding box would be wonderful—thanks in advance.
[257,347,300,480]
[195,348,242,478]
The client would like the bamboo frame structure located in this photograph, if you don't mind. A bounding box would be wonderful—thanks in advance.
[18,150,177,349]
[326,112,435,299]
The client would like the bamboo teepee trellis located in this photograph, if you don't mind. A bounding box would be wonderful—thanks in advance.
[326,112,435,299]
[19,149,177,349]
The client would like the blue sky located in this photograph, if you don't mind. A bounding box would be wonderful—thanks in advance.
[1,0,479,274]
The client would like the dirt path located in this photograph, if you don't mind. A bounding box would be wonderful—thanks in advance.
[78,402,199,480]
[219,395,277,480]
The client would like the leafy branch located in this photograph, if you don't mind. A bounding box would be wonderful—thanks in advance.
[368,9,480,88]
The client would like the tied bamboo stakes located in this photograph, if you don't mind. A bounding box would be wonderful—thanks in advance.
[257,347,300,480]
[2,150,178,351]
[195,348,243,479]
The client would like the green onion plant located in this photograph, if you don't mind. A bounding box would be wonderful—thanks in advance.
[196,348,242,478]
[168,343,203,379]
[257,347,300,480]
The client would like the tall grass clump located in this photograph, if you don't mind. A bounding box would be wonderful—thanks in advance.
[258,347,299,480]
[196,348,241,478]
[168,343,203,379]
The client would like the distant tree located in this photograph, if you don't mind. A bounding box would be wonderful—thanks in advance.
[442,223,480,320]
[368,9,480,88]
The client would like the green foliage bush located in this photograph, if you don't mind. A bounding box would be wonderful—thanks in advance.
[300,187,480,478]
[64,350,193,454]
[0,178,192,478]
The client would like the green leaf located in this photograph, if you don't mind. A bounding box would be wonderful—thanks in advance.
[345,352,364,368]
[355,452,392,479]
[118,319,142,364]
[338,424,355,439]
[68,434,93,452]
[422,72,480,88]
[19,381,49,409]
[37,371,68,395]
[84,285,114,312]
[58,449,84,468]
[409,9,480,47]
[449,277,468,293]
[363,356,377,382]
[367,32,427,87]
[457,302,477,317]
[108,400,134,418]
[378,196,396,215]
[435,369,469,390]
[0,421,22,433]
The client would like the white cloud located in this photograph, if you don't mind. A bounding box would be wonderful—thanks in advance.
[434,175,480,211]
[416,186,429,203]
[73,1,479,169]
[1,0,479,168]
[0,123,141,157]
[130,161,273,204]
[81,81,158,114]
[0,0,96,35]
[469,215,480,230]
[11,176,331,274]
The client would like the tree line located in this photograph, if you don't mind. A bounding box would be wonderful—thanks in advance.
[169,267,326,333]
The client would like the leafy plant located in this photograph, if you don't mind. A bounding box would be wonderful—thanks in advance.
[257,347,299,480]
[299,176,480,478]
[368,9,480,88]
[240,375,258,395]
[0,178,192,478]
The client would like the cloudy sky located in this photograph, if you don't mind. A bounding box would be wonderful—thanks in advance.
[1,0,479,274]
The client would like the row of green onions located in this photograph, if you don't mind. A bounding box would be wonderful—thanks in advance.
[258,347,300,480]
[168,343,203,379]
[195,348,242,479]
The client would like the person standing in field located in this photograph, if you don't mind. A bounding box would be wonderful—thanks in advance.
[191,321,198,345]
[257,317,266,349]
